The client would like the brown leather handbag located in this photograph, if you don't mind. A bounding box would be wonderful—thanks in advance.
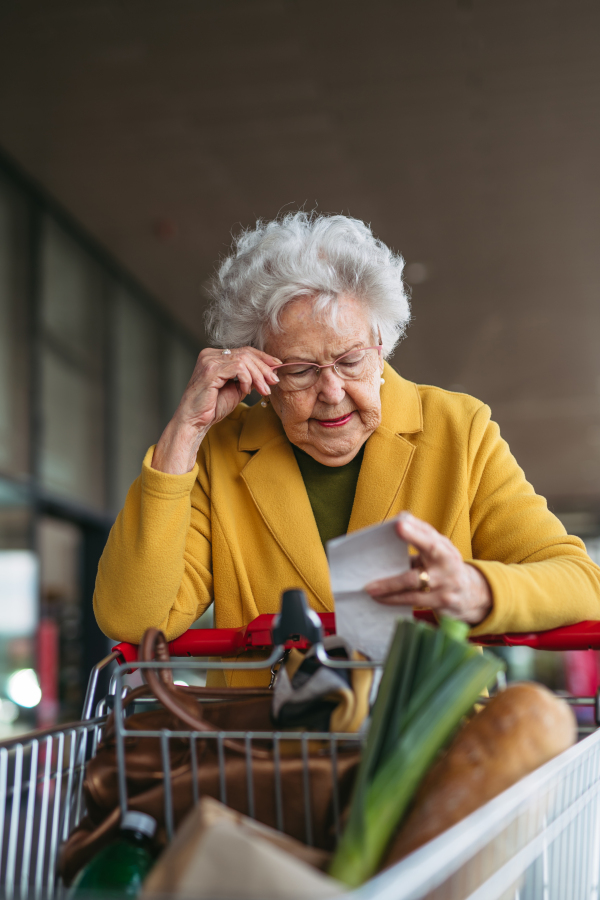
[59,629,361,885]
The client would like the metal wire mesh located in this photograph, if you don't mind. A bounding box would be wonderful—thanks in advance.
[0,719,104,900]
[2,653,600,900]
[357,727,600,900]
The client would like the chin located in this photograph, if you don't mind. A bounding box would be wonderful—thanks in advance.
[308,434,366,464]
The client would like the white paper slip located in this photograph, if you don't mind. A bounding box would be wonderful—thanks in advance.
[327,518,411,661]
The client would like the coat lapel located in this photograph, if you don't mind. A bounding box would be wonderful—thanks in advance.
[238,363,423,610]
[348,431,416,532]
[348,363,423,531]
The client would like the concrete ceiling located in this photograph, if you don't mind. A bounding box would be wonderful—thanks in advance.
[1,0,600,510]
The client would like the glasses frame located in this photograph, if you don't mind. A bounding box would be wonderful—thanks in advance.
[271,345,383,392]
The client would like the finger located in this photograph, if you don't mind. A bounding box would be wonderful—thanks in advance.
[247,347,282,367]
[243,358,277,395]
[201,347,282,371]
[193,354,276,406]
[232,348,282,378]
[365,566,433,597]
[233,357,281,398]
[371,592,417,608]
[219,347,282,368]
[265,367,280,386]
[373,590,444,608]
[219,352,278,395]
[234,363,254,396]
[376,592,469,624]
[204,357,253,395]
[203,356,262,396]
[205,359,251,394]
[395,514,457,565]
[245,355,280,388]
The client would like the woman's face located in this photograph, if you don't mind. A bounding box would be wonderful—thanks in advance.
[264,295,384,466]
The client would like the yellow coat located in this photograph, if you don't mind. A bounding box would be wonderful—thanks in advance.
[94,362,600,684]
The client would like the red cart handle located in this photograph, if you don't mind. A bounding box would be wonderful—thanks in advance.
[112,613,600,664]
[413,610,600,651]
[478,620,600,651]
[112,612,337,664]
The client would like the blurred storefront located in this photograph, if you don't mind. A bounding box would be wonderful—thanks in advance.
[0,157,198,737]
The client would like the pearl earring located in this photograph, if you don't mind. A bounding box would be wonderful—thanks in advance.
[380,377,385,385]
[260,398,269,408]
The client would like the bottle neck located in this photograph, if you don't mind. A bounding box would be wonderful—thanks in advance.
[121,829,154,852]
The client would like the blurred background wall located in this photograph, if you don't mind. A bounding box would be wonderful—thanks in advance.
[0,0,599,731]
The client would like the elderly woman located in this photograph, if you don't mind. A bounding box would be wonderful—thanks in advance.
[94,213,600,685]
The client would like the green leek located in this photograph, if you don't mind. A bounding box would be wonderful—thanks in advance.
[329,617,504,887]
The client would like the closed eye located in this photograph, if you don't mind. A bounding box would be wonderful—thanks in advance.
[280,363,316,376]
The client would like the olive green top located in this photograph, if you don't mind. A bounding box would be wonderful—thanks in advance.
[291,442,366,547]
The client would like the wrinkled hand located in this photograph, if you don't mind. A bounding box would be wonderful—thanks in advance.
[175,347,281,432]
[365,512,493,626]
[153,346,281,474]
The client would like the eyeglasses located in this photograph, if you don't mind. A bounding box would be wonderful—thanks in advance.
[271,346,382,392]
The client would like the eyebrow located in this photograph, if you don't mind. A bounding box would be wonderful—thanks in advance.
[280,342,365,364]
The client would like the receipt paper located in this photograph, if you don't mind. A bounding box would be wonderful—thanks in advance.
[327,518,411,661]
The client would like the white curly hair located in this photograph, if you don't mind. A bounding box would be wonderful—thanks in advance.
[205,212,411,357]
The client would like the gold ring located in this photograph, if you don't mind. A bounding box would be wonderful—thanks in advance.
[418,569,431,593]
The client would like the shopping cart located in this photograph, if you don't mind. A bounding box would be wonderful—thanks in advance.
[3,595,600,900]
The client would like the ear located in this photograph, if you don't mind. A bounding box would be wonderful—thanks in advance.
[376,328,384,373]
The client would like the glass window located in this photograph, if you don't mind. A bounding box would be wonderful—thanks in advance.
[39,216,106,509]
[0,477,32,551]
[165,332,197,420]
[41,219,104,371]
[0,176,30,477]
[114,287,162,509]
[39,349,105,509]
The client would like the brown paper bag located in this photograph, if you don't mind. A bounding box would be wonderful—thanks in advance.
[142,797,344,899]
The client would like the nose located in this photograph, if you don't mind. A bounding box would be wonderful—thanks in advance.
[316,366,346,406]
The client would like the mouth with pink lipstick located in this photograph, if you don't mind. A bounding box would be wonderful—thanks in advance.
[314,411,355,428]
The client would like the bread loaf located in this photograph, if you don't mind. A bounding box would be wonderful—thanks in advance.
[383,682,576,867]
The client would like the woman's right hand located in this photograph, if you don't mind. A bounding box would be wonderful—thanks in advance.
[152,347,281,474]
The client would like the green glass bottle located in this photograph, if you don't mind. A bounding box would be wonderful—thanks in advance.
[69,811,157,898]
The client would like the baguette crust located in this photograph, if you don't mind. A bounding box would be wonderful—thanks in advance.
[384,682,577,867]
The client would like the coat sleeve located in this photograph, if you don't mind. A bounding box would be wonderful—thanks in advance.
[466,404,600,635]
[93,446,214,643]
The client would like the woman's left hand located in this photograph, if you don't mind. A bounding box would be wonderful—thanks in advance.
[365,512,493,626]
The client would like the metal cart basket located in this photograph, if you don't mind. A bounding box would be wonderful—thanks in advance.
[3,609,600,900]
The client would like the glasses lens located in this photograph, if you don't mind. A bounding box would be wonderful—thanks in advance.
[334,348,375,378]
[275,363,319,391]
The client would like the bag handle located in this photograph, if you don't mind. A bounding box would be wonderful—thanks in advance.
[139,628,272,756]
